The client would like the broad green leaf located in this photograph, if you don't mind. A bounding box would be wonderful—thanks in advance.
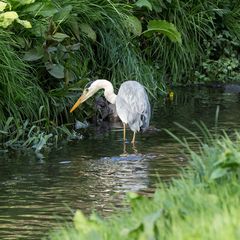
[23,2,44,13]
[143,20,182,43]
[39,5,58,17]
[0,1,7,11]
[46,63,65,79]
[53,5,72,22]
[79,23,96,41]
[24,3,58,17]
[126,16,142,36]
[16,19,32,28]
[210,168,228,180]
[52,32,69,42]
[135,0,152,11]
[23,48,44,61]
[0,11,18,28]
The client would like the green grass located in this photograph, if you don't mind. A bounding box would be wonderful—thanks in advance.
[0,31,49,144]
[47,130,240,240]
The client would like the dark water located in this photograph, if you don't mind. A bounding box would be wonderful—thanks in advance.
[0,87,240,239]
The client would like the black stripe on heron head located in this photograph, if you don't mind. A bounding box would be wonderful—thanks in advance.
[85,81,94,89]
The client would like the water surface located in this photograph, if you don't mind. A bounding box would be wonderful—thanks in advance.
[0,86,240,239]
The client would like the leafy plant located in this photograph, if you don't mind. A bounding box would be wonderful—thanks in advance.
[194,30,240,83]
[0,0,32,28]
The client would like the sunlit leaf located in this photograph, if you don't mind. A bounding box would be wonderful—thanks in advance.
[16,19,32,28]
[143,20,182,43]
[126,16,142,36]
[74,210,88,232]
[74,210,101,239]
[79,23,96,41]
[135,0,152,11]
[0,1,7,11]
[0,11,18,28]
[17,0,35,5]
[127,192,140,200]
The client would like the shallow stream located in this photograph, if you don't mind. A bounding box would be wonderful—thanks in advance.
[0,86,240,239]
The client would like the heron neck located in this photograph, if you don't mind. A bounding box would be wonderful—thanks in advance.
[95,79,117,104]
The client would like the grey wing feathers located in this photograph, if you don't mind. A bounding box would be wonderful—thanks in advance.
[116,81,151,132]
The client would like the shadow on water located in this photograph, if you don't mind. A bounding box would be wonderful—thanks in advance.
[0,86,240,239]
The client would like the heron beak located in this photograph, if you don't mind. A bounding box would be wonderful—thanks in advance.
[70,95,85,113]
[70,90,91,113]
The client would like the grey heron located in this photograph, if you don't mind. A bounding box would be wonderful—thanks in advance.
[70,79,151,144]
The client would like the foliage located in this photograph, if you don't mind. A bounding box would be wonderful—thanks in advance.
[0,0,181,149]
[194,30,240,83]
[129,0,240,84]
[47,129,240,240]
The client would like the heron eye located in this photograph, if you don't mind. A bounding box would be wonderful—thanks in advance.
[85,88,89,92]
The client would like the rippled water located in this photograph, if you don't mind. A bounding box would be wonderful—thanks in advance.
[0,86,240,239]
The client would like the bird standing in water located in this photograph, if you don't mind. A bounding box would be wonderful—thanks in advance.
[70,79,151,144]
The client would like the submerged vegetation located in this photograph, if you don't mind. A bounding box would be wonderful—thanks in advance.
[48,129,240,240]
[0,0,240,149]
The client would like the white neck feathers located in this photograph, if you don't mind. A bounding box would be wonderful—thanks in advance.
[93,79,117,104]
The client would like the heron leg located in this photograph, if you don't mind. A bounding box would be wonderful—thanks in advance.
[120,123,128,156]
[123,123,126,143]
[131,132,136,144]
[122,141,127,156]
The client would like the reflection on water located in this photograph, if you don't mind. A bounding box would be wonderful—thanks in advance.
[0,87,240,239]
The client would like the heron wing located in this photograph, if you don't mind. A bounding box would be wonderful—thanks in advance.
[116,81,151,132]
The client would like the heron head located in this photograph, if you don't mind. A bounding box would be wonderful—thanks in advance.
[70,81,98,113]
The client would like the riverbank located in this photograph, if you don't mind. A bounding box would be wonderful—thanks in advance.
[48,130,240,240]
